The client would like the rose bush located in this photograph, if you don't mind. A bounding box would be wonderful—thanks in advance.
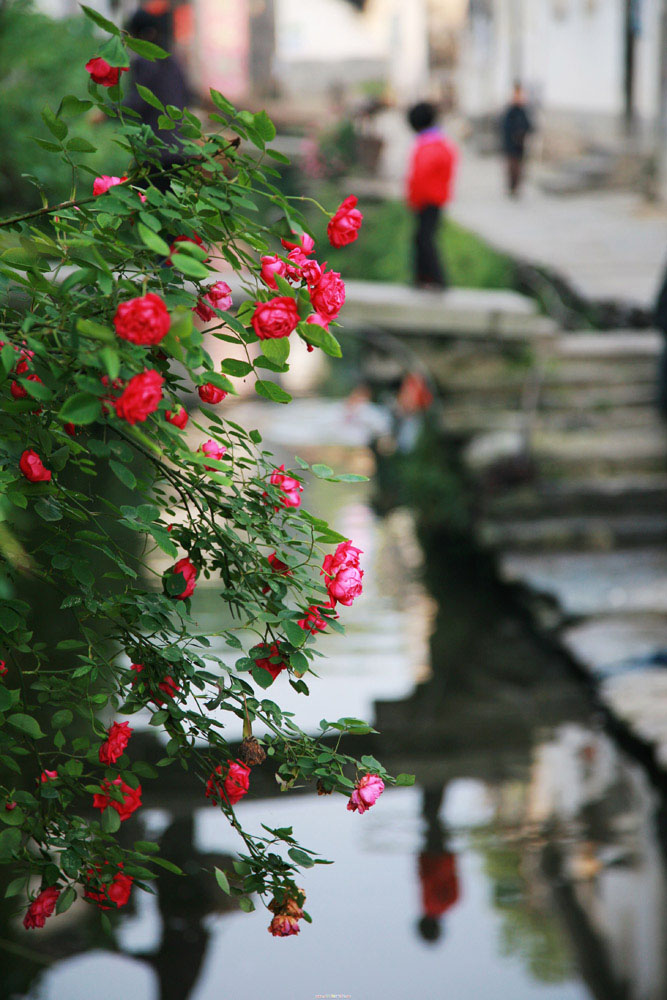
[0,10,412,937]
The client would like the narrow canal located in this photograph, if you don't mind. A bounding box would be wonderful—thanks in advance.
[4,397,667,1000]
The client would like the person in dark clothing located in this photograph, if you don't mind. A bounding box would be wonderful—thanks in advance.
[500,83,533,197]
[652,263,667,418]
[406,101,459,289]
[124,9,192,190]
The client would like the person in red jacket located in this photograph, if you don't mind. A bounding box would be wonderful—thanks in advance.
[406,102,459,289]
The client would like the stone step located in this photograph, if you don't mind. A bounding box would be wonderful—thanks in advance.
[482,473,667,520]
[478,512,667,552]
[556,330,663,361]
[442,404,660,436]
[440,359,657,393]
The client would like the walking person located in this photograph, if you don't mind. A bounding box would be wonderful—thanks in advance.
[406,102,459,290]
[500,82,533,197]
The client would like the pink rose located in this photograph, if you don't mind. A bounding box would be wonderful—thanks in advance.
[168,556,197,600]
[252,642,288,681]
[99,721,133,766]
[113,369,163,424]
[347,773,384,814]
[327,195,363,248]
[306,313,329,330]
[309,268,345,322]
[205,760,250,806]
[93,776,142,822]
[194,281,233,321]
[19,449,52,483]
[251,297,299,340]
[114,293,170,345]
[285,248,308,282]
[85,57,127,87]
[300,258,323,289]
[281,232,315,255]
[198,382,227,404]
[269,464,303,509]
[199,438,227,470]
[165,406,188,429]
[321,541,363,607]
[297,605,328,634]
[260,254,287,290]
[268,913,300,937]
[23,887,60,930]
[93,175,127,196]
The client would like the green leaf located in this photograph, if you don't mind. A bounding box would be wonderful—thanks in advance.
[299,321,342,358]
[81,4,121,35]
[57,393,102,425]
[0,807,24,827]
[126,36,169,60]
[254,380,291,404]
[58,96,93,118]
[261,337,290,366]
[76,318,115,343]
[135,84,165,111]
[56,886,77,914]
[215,867,230,894]
[5,876,26,898]
[221,359,252,377]
[66,137,97,153]
[210,89,235,115]
[0,688,14,712]
[100,346,120,381]
[253,110,276,143]
[283,620,306,647]
[288,847,316,868]
[0,828,21,860]
[51,710,73,729]
[41,106,67,142]
[8,714,45,739]
[311,463,334,479]
[238,896,255,913]
[251,667,274,689]
[138,222,170,256]
[169,253,210,279]
[34,498,63,522]
[395,773,416,786]
[110,460,137,490]
[97,34,129,69]
[101,807,121,833]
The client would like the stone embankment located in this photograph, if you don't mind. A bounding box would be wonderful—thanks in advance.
[355,282,667,774]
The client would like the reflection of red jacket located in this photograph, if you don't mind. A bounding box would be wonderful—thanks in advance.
[419,852,460,918]
[407,130,458,210]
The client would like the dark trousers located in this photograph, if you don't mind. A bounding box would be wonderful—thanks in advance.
[506,154,524,195]
[414,205,446,288]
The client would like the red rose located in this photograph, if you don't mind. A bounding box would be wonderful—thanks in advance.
[281,232,315,255]
[165,406,188,429]
[260,254,287,290]
[114,293,170,345]
[19,449,51,483]
[85,57,127,87]
[93,175,127,196]
[93,776,142,822]
[198,382,227,404]
[194,281,233,321]
[252,641,288,681]
[113,369,163,424]
[297,605,329,634]
[169,556,197,600]
[309,269,345,322]
[64,423,77,437]
[269,464,303,509]
[10,373,42,399]
[322,541,364,607]
[300,258,323,289]
[84,863,133,910]
[40,770,58,783]
[23,886,60,930]
[99,721,133,766]
[327,195,363,248]
[285,248,308,282]
[168,233,208,264]
[199,438,227,470]
[205,760,250,806]
[0,661,7,677]
[131,663,180,706]
[251,297,299,340]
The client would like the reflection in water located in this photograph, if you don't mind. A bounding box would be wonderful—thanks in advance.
[4,404,667,1000]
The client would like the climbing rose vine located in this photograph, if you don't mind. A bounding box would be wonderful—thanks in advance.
[0,7,413,937]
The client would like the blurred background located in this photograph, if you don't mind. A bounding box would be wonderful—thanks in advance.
[3,1,667,999]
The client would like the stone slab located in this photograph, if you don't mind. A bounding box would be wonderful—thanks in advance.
[562,616,667,676]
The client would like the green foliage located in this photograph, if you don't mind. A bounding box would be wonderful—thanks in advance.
[0,11,403,935]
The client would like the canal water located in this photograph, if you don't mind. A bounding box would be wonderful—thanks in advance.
[4,398,667,1000]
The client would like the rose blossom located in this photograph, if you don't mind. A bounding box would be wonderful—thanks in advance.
[40,770,58,783]
[198,382,227,404]
[205,760,250,806]
[321,540,363,607]
[297,605,328,634]
[169,556,197,600]
[269,465,303,509]
[285,248,308,282]
[93,175,127,197]
[168,233,207,264]
[5,800,17,811]
[84,864,133,910]
[309,268,345,322]
[251,297,299,340]
[93,776,142,822]
[11,373,42,399]
[262,552,291,594]
[281,232,315,255]
[199,438,227,470]
[113,293,170,345]
[300,257,323,289]
[165,406,188,429]
[252,642,288,681]
[194,281,232,321]
[268,888,305,919]
[85,57,127,87]
[347,773,385,814]
[0,661,6,677]
[99,721,133,766]
[113,369,163,424]
[23,887,60,930]
[19,449,51,483]
[131,663,180,706]
[260,254,287,290]
[268,914,300,937]
[327,195,363,248]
